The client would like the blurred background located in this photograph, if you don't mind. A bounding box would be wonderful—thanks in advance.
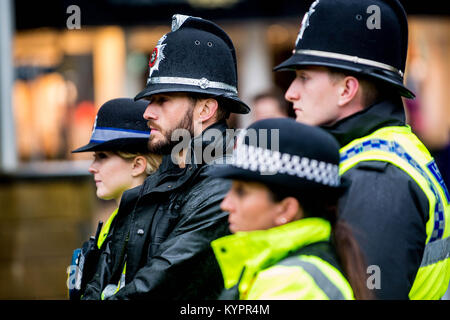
[0,0,449,299]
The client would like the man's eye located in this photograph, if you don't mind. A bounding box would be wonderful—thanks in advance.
[152,97,167,104]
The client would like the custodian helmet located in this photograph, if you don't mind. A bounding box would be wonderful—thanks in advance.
[135,14,250,113]
[275,0,415,99]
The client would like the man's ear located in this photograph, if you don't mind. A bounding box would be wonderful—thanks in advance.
[131,156,147,177]
[337,76,360,107]
[274,197,304,226]
[196,98,219,123]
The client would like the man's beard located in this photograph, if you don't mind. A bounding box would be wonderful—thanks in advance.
[147,105,195,155]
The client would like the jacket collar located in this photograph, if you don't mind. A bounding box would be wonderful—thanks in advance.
[211,217,331,292]
[188,120,230,166]
[141,121,229,195]
[321,98,406,147]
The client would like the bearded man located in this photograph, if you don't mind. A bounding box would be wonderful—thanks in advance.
[82,14,249,300]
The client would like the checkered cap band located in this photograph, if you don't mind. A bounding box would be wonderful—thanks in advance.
[232,143,340,187]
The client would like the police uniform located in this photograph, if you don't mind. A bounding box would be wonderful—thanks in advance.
[81,14,251,300]
[210,118,355,300]
[68,98,152,300]
[275,0,450,299]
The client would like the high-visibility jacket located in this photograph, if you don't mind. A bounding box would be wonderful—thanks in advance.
[95,208,127,300]
[340,125,450,300]
[211,217,354,300]
[68,209,118,300]
[97,208,119,249]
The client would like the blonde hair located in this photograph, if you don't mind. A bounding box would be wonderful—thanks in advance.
[115,151,162,176]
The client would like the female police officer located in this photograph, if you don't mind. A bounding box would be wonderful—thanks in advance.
[68,98,161,299]
[210,118,372,300]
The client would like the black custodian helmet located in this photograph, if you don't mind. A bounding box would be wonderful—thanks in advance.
[135,14,250,114]
[275,0,415,99]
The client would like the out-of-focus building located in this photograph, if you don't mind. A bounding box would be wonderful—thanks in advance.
[0,0,449,299]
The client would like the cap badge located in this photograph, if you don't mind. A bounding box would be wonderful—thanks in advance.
[91,115,98,135]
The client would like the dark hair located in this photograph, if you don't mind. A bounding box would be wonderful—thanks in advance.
[186,92,230,122]
[268,186,374,300]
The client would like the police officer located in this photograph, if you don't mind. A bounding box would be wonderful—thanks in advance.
[68,98,162,300]
[82,14,250,300]
[275,0,450,299]
[210,118,371,300]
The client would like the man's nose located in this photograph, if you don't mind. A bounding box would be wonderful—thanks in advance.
[143,103,157,120]
[285,80,300,102]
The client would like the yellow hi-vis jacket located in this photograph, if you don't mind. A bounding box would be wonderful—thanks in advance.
[211,218,354,300]
[96,209,126,300]
[97,208,118,249]
[340,125,450,300]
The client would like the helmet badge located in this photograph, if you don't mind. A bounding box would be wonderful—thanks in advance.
[91,115,98,136]
[149,47,158,67]
[148,35,167,79]
[296,0,320,46]
[171,14,190,32]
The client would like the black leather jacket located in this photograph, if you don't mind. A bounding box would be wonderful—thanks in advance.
[322,98,428,299]
[82,121,232,300]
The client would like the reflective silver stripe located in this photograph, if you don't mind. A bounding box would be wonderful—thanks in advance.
[147,76,237,94]
[294,49,404,77]
[91,128,150,142]
[420,236,450,267]
[279,257,346,300]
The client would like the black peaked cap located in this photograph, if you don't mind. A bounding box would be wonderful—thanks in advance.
[72,98,151,153]
[211,118,346,196]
